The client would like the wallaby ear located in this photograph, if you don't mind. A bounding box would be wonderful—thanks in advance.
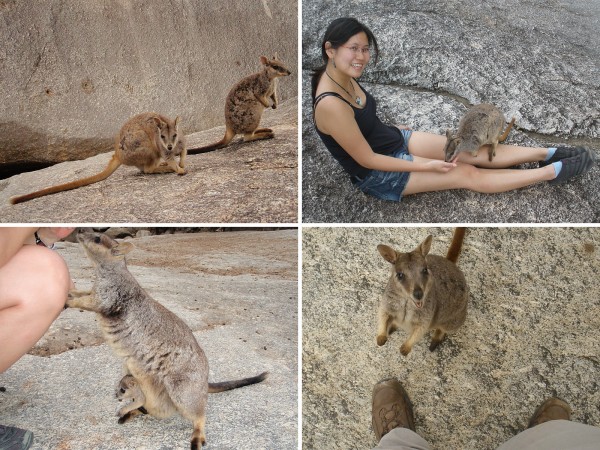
[445,129,452,138]
[377,244,397,264]
[112,241,134,257]
[273,52,278,60]
[260,55,268,65]
[417,236,433,257]
[174,116,180,129]
[153,117,165,130]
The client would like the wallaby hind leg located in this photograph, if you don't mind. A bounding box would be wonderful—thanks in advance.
[243,130,274,142]
[254,127,273,133]
[429,329,447,352]
[190,415,207,449]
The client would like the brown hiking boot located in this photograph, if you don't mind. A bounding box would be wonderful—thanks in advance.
[528,398,572,428]
[372,378,415,441]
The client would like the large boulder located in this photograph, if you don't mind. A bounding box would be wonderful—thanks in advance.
[0,0,297,169]
[0,98,297,223]
[302,0,600,223]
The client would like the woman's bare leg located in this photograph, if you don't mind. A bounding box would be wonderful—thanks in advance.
[0,245,70,372]
[408,131,549,168]
[403,156,556,196]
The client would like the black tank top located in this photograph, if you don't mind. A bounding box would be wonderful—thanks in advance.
[313,85,405,178]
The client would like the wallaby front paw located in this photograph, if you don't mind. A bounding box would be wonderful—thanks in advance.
[400,343,412,356]
[376,335,388,346]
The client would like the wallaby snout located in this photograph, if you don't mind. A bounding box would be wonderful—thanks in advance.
[413,289,423,300]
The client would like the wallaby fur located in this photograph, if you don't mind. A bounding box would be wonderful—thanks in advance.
[376,228,468,356]
[10,112,187,204]
[66,232,268,449]
[443,104,515,163]
[115,374,148,423]
[188,55,291,154]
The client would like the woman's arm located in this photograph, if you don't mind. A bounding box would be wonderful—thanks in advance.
[315,97,456,173]
[0,227,38,269]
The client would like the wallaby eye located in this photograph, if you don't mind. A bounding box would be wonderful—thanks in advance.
[173,133,177,139]
[161,134,166,140]
[396,272,404,281]
[120,388,126,394]
[422,268,428,274]
[94,236,101,244]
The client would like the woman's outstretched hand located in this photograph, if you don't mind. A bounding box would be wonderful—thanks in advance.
[424,160,457,173]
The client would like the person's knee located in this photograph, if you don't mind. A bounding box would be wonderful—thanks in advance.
[458,164,482,190]
[16,246,70,315]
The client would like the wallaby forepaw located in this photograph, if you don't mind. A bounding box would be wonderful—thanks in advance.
[376,335,388,346]
[429,341,440,352]
[400,343,411,356]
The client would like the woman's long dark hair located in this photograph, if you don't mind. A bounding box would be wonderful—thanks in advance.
[310,18,379,101]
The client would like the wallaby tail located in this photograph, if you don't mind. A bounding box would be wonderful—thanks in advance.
[187,127,235,155]
[499,117,516,141]
[10,154,122,204]
[208,371,268,393]
[446,227,466,264]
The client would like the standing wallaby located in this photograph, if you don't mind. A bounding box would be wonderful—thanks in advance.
[376,228,468,356]
[66,232,268,449]
[188,55,291,154]
[443,104,515,163]
[10,112,187,204]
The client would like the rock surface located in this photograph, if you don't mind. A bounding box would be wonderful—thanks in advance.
[0,0,297,168]
[302,227,600,450]
[0,98,297,223]
[0,230,298,449]
[302,0,600,223]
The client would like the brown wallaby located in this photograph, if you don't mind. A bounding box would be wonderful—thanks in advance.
[443,104,515,163]
[115,374,148,423]
[66,232,268,449]
[188,55,291,154]
[376,228,468,356]
[10,112,187,204]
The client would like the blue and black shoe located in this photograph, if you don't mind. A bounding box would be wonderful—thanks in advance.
[549,148,595,184]
[0,425,33,450]
[540,146,587,167]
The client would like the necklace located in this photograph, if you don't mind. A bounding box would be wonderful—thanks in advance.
[325,71,362,106]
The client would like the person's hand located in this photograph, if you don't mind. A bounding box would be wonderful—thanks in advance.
[424,160,457,173]
[37,228,76,247]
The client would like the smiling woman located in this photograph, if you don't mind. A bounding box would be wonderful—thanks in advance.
[310,17,594,203]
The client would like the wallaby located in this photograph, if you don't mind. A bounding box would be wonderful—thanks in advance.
[66,232,268,449]
[10,112,187,204]
[188,55,291,154]
[376,228,468,356]
[443,104,515,163]
[115,374,148,423]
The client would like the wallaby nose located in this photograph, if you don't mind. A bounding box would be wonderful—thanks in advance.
[413,288,423,300]
[167,144,173,150]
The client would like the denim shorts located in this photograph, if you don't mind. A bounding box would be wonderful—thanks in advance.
[351,129,413,202]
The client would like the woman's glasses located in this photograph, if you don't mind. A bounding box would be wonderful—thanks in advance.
[340,45,371,55]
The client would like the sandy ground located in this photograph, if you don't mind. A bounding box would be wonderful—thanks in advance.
[302,227,600,450]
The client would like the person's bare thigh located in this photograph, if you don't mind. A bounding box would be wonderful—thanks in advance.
[407,131,447,160]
